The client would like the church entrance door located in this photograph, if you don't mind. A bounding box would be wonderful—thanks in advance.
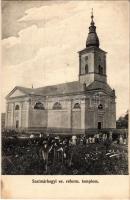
[98,122,102,129]
[16,120,19,129]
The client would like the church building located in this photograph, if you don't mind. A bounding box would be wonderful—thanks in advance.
[5,12,116,134]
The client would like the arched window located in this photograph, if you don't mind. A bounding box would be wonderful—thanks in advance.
[98,65,103,74]
[98,65,101,74]
[98,104,103,110]
[53,102,62,110]
[85,64,88,74]
[73,103,81,109]
[34,102,45,110]
[15,105,20,110]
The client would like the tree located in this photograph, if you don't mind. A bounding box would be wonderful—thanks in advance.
[116,110,128,129]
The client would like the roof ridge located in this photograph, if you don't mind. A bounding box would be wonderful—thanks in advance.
[36,80,79,90]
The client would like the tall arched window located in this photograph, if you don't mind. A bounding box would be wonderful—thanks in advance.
[73,103,81,109]
[98,65,101,74]
[53,102,62,110]
[34,102,45,110]
[98,65,103,74]
[85,64,88,74]
[15,105,20,110]
[15,105,20,119]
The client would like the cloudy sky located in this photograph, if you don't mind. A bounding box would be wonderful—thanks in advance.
[1,0,129,118]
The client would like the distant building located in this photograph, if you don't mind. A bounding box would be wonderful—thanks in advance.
[5,12,116,134]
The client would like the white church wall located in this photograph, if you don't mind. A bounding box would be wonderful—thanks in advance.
[28,107,47,128]
[79,73,94,86]
[47,110,70,129]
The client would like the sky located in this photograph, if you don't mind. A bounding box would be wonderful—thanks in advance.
[1,0,129,118]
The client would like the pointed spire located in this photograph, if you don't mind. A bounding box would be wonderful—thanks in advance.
[86,9,100,48]
[89,8,96,33]
[91,8,94,26]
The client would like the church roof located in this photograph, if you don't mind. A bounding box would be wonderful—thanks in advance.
[15,86,34,94]
[86,81,114,95]
[35,81,113,96]
[7,81,114,99]
[6,81,84,99]
[33,81,85,96]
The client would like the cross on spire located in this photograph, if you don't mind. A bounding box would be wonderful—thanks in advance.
[91,8,94,20]
[91,8,94,25]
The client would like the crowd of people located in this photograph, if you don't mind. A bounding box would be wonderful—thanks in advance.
[2,129,128,174]
[32,132,127,172]
[71,132,127,145]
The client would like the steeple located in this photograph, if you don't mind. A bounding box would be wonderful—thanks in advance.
[78,9,107,86]
[90,8,94,26]
[86,9,100,48]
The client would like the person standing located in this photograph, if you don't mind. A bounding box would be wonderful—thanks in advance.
[72,135,77,145]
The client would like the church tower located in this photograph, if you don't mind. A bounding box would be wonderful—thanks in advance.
[79,10,107,86]
[78,10,116,129]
